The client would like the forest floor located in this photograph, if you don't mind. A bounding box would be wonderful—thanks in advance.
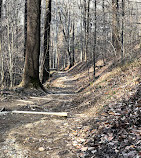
[0,56,141,158]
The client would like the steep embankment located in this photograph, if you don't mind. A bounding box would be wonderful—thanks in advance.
[68,57,141,115]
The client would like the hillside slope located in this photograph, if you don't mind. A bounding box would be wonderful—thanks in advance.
[67,56,141,157]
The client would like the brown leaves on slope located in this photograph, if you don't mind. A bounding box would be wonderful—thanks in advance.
[80,85,141,158]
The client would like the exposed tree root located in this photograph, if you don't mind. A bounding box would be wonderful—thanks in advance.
[13,80,47,94]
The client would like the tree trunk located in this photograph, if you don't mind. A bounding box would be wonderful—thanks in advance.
[0,0,2,19]
[24,0,27,58]
[72,21,75,66]
[102,0,106,65]
[93,0,97,80]
[67,8,72,68]
[41,0,51,84]
[121,0,125,63]
[0,0,3,86]
[83,0,90,62]
[112,0,120,56]
[84,0,87,61]
[20,0,41,88]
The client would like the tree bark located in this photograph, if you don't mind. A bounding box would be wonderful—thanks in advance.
[20,0,41,88]
[72,20,75,66]
[83,0,87,61]
[121,0,125,63]
[24,0,27,58]
[83,0,91,61]
[93,0,97,80]
[102,0,106,65]
[112,0,121,56]
[0,0,2,19]
[41,0,51,84]
[0,0,3,86]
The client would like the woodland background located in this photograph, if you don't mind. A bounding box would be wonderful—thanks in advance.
[0,0,141,89]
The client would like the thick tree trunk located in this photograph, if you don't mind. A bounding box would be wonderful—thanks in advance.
[42,0,51,84]
[20,0,41,88]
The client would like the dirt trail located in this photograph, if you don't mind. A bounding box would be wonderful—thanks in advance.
[0,72,88,158]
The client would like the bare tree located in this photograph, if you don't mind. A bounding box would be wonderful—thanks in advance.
[0,0,2,18]
[93,0,97,80]
[84,0,91,61]
[112,0,120,57]
[41,0,51,83]
[20,0,42,88]
[0,0,141,89]
[58,6,72,68]
[0,0,3,86]
[24,0,27,58]
[121,0,125,63]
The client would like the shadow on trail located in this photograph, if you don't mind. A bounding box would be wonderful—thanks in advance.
[48,86,75,94]
[0,111,45,142]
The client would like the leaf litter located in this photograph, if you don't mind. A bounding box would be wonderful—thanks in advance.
[76,85,141,158]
